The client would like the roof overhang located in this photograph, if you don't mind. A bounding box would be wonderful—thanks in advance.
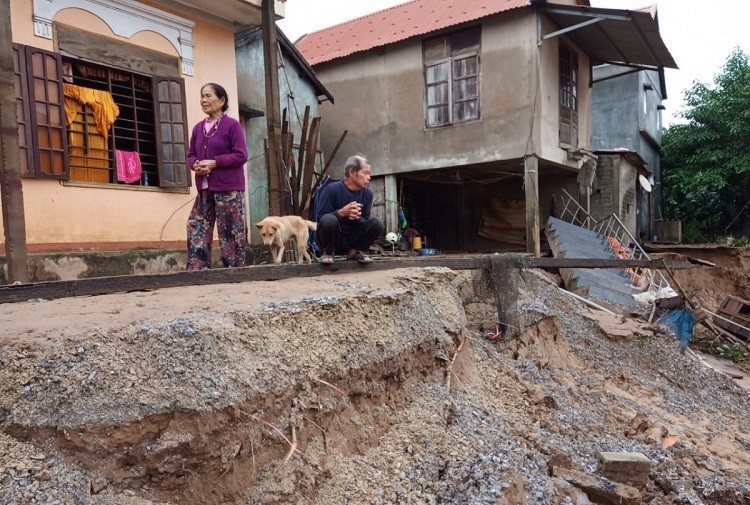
[538,4,677,72]
[595,149,653,175]
[236,27,335,104]
[153,0,285,33]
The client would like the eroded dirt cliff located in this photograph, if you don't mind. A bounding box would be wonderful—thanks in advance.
[1,264,750,504]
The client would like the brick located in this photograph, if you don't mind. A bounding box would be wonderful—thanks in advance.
[597,452,651,486]
[552,466,641,505]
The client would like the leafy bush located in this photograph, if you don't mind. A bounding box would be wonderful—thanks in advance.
[711,342,747,363]
[662,49,750,242]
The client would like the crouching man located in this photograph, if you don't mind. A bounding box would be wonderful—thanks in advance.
[316,154,384,264]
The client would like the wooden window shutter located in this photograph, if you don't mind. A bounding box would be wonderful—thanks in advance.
[24,45,69,179]
[12,44,34,177]
[153,76,190,188]
[559,44,579,148]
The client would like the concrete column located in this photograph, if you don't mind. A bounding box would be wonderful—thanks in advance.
[384,174,398,233]
[524,156,540,257]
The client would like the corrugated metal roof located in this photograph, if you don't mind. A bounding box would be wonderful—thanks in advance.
[296,0,531,66]
[541,4,677,69]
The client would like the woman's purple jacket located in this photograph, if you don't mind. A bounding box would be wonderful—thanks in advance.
[187,115,248,191]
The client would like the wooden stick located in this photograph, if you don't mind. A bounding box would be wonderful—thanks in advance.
[313,377,346,395]
[300,116,321,219]
[303,416,328,452]
[238,409,302,453]
[660,258,722,340]
[445,336,466,390]
[275,425,297,473]
[322,129,348,175]
[296,106,310,189]
[251,441,256,477]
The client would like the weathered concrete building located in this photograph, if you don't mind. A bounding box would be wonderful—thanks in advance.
[589,150,647,240]
[297,0,676,254]
[235,27,333,244]
[592,62,666,240]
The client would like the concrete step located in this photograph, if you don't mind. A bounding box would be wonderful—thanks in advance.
[547,217,607,240]
[586,285,638,307]
[569,271,642,298]
[569,266,633,284]
[545,231,610,258]
[547,216,642,307]
[546,225,611,252]
[549,233,610,251]
[558,246,619,260]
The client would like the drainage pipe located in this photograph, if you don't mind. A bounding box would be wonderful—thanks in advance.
[558,288,616,315]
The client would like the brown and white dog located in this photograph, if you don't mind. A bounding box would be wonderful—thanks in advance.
[254,216,317,265]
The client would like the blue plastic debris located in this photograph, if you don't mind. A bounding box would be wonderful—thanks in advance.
[657,308,696,350]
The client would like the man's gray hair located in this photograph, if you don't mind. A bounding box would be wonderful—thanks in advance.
[344,154,369,178]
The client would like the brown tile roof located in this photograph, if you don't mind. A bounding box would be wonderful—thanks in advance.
[296,0,531,65]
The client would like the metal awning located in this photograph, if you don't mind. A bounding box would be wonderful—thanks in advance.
[539,4,678,71]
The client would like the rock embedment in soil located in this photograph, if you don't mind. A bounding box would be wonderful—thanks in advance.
[1,264,750,504]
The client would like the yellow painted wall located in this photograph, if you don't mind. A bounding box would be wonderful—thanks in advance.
[4,0,242,250]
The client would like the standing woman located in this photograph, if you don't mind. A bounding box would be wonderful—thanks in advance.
[186,83,249,269]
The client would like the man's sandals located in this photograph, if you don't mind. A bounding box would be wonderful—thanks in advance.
[347,251,373,264]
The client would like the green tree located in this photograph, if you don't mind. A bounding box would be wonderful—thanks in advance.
[661,48,750,242]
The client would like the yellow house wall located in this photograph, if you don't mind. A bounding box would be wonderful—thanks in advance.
[4,0,241,251]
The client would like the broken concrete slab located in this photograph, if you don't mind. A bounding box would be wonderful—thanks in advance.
[597,451,651,487]
[551,466,642,505]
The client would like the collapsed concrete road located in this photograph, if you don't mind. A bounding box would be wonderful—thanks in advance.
[1,265,750,504]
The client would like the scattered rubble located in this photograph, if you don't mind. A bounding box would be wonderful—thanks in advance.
[1,254,749,504]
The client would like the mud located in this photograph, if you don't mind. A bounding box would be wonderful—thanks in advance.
[1,259,750,504]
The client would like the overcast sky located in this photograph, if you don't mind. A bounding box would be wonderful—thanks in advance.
[277,0,750,127]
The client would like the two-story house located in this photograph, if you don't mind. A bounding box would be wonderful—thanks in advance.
[296,0,676,254]
[592,63,667,241]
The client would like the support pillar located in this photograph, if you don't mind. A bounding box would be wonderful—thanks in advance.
[524,156,540,257]
[262,0,283,215]
[0,1,29,283]
[384,174,398,233]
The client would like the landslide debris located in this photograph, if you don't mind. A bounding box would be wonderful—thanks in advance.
[1,263,749,504]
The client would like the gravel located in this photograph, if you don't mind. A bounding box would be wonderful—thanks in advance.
[2,264,750,504]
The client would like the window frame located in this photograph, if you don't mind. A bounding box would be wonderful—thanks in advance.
[423,26,481,129]
[425,58,451,128]
[13,44,35,177]
[22,45,69,179]
[559,42,579,148]
[152,76,190,188]
[14,43,191,189]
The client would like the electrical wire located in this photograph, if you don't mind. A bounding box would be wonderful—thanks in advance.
[159,196,195,240]
[524,14,542,158]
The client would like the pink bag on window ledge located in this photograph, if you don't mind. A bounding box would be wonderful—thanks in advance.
[115,150,143,184]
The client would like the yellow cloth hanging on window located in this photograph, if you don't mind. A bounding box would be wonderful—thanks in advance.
[62,83,119,139]
[66,101,110,182]
[63,83,118,183]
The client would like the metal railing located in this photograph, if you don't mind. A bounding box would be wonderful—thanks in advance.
[555,189,670,293]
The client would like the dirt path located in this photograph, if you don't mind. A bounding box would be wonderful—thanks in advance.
[0,270,400,347]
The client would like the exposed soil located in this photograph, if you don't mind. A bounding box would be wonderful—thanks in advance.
[1,252,750,504]
[661,247,750,314]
